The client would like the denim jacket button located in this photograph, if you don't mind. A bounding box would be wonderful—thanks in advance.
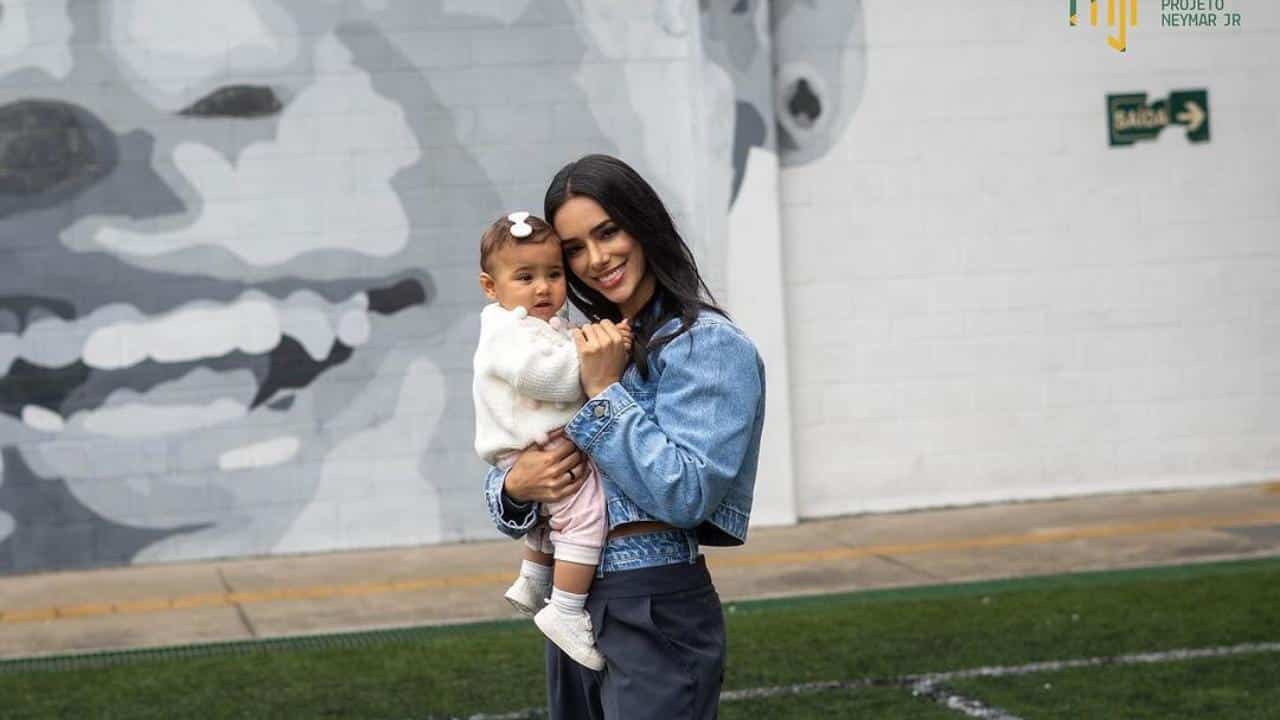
[593,402,608,418]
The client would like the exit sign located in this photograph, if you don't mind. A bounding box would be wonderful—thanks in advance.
[1107,89,1210,147]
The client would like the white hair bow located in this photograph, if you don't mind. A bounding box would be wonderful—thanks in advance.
[508,211,533,238]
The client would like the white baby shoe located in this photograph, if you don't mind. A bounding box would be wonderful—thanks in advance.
[504,576,550,617]
[534,605,606,671]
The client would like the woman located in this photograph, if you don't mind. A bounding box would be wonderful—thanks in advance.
[483,154,765,719]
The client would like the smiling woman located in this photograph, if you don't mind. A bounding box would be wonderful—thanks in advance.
[484,154,768,719]
[556,197,656,321]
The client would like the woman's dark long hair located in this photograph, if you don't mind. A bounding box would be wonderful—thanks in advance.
[545,154,727,379]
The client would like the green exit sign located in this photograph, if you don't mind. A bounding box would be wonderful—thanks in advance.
[1107,89,1210,147]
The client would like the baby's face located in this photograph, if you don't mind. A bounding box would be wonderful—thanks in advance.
[484,240,568,322]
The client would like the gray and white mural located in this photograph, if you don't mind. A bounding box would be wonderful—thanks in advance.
[0,0,864,574]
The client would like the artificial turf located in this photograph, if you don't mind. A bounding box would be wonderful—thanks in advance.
[719,686,959,719]
[952,653,1280,719]
[2,556,1277,719]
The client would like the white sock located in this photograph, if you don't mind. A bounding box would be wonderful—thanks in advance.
[521,560,552,586]
[550,588,588,617]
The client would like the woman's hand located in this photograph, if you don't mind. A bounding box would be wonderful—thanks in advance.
[574,319,631,397]
[503,433,590,504]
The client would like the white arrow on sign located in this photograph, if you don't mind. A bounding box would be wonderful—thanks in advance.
[1176,100,1206,133]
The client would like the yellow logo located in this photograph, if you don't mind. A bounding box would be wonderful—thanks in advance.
[1071,0,1138,52]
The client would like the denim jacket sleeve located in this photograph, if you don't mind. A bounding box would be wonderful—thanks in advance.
[483,463,539,538]
[564,319,763,529]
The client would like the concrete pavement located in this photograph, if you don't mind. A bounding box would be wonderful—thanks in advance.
[2,482,1279,661]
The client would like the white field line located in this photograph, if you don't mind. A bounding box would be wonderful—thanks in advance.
[456,641,1280,720]
[910,679,1024,719]
[912,641,1280,683]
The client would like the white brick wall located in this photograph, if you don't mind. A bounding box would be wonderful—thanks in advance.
[781,0,1280,519]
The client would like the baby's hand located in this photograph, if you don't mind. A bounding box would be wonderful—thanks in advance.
[618,318,633,351]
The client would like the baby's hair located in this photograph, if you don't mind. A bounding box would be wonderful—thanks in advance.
[479,213,557,273]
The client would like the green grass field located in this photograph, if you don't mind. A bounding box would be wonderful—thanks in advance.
[3,556,1278,719]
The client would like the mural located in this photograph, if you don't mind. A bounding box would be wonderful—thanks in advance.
[770,0,866,166]
[0,0,864,574]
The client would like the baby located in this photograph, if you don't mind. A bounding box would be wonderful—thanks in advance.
[472,211,627,671]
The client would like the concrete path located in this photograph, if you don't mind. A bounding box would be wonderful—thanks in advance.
[2,482,1278,661]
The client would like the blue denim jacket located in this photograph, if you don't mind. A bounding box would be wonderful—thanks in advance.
[483,306,766,565]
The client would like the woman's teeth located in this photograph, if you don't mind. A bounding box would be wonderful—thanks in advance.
[597,264,625,289]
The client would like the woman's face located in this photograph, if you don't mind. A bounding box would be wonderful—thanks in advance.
[554,196,655,318]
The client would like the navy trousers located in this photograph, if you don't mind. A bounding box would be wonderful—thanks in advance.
[546,556,726,719]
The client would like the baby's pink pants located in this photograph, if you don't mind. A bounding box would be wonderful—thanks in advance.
[498,453,606,566]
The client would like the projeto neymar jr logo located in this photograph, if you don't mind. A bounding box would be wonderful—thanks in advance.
[1071,1,1244,52]
[1070,0,1138,52]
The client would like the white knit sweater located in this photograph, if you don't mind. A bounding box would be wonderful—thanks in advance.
[472,303,585,465]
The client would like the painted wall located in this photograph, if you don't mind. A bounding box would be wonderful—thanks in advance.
[0,0,856,573]
[782,1,1280,518]
[2,1,1275,575]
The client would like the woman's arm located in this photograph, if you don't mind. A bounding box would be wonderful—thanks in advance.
[483,464,538,538]
[482,434,590,538]
[565,321,763,528]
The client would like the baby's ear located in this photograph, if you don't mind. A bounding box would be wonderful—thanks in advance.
[478,273,498,300]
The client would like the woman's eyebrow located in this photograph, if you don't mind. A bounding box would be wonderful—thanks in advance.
[560,219,610,244]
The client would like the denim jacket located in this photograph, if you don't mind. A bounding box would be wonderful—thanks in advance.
[483,305,766,558]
